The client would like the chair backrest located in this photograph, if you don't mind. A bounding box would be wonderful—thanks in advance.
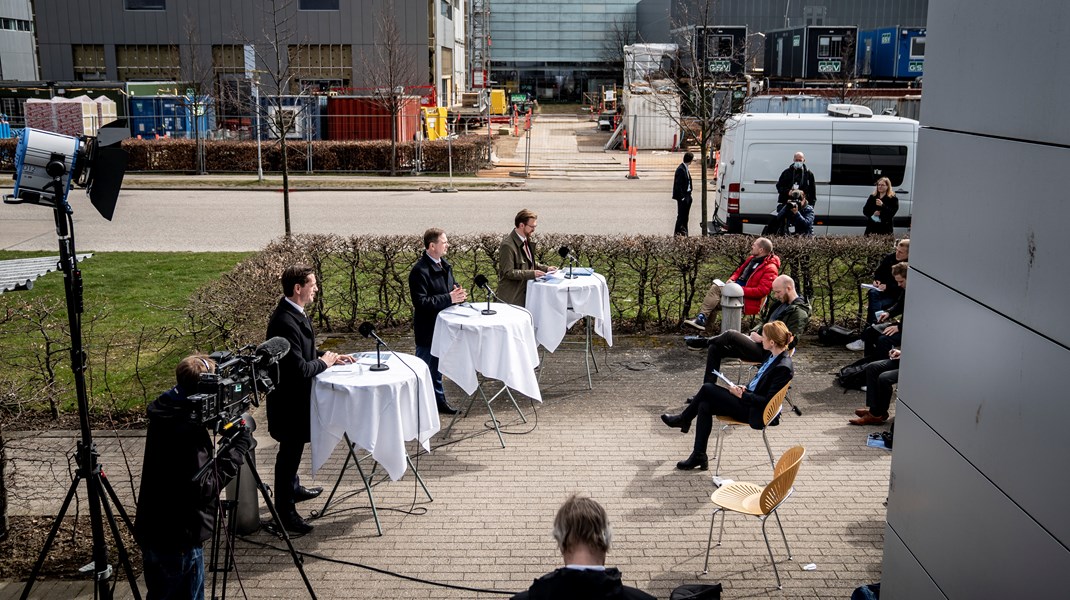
[762,383,790,427]
[760,446,805,515]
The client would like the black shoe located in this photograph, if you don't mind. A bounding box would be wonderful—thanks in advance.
[676,452,709,471]
[685,335,711,351]
[437,401,459,415]
[684,395,695,405]
[661,413,691,434]
[293,486,323,503]
[281,510,313,535]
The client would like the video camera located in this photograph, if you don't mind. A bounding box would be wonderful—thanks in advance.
[785,190,805,212]
[188,337,290,432]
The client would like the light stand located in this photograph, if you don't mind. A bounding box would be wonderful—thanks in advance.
[20,171,141,600]
[369,340,390,372]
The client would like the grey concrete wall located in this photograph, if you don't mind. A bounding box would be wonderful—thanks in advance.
[34,0,431,90]
[0,0,37,80]
[882,1,1070,597]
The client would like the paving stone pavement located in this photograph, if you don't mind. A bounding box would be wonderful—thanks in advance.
[1,335,891,599]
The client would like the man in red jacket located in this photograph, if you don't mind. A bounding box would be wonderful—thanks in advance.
[683,237,780,334]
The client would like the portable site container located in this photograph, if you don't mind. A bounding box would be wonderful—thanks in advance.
[258,95,326,140]
[691,25,748,77]
[623,92,680,150]
[326,96,421,141]
[858,26,926,79]
[129,95,215,139]
[764,26,858,80]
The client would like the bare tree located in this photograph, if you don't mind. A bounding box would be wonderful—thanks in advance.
[361,5,421,177]
[816,32,868,105]
[178,11,218,175]
[601,16,639,67]
[639,0,747,235]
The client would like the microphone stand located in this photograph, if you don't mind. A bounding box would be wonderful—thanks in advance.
[370,338,389,371]
[481,287,497,315]
[564,260,577,279]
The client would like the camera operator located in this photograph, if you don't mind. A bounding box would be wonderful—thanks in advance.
[135,355,253,600]
[770,189,815,237]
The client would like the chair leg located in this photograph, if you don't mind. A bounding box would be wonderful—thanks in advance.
[703,507,723,575]
[713,424,729,476]
[761,516,782,590]
[773,509,792,559]
[762,430,775,470]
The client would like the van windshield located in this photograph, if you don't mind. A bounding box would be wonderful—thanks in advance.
[831,144,908,186]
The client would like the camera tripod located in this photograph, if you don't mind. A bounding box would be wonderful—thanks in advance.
[204,432,318,600]
[20,176,142,600]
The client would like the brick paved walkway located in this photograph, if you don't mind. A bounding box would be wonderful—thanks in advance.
[1,335,890,599]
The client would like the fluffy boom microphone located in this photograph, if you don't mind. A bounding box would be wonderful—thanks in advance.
[254,336,290,366]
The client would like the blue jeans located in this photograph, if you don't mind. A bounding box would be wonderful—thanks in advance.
[142,545,205,600]
[414,345,447,407]
[866,288,898,325]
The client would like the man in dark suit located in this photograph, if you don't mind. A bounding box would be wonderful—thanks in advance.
[672,152,694,236]
[266,264,352,534]
[409,228,467,414]
[497,208,557,306]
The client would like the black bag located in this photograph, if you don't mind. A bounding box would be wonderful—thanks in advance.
[670,583,723,600]
[836,357,872,391]
[818,324,858,346]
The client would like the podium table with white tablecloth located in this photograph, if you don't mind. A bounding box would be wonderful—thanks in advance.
[526,271,612,388]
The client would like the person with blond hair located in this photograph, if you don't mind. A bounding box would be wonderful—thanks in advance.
[497,208,556,306]
[662,321,795,470]
[863,176,898,236]
[512,495,655,600]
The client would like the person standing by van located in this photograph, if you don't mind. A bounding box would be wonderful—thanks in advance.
[863,177,899,236]
[672,152,694,236]
[776,152,817,208]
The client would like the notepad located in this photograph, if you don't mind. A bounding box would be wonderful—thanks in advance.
[860,283,879,291]
[709,369,736,388]
[355,351,392,365]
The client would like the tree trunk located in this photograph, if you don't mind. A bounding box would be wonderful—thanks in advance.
[281,138,292,237]
[0,424,8,541]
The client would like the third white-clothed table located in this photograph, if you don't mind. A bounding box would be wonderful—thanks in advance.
[431,302,541,447]
[526,271,613,352]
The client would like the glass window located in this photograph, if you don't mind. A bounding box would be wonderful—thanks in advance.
[125,0,165,9]
[299,0,339,9]
[831,145,908,186]
[817,36,844,59]
[706,35,733,58]
[910,37,926,58]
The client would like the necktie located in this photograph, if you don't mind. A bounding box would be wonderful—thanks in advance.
[524,239,533,265]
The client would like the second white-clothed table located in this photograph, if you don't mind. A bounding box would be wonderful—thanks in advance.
[309,352,440,482]
[526,271,613,353]
[431,302,542,447]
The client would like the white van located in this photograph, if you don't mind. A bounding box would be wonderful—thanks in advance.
[713,105,918,236]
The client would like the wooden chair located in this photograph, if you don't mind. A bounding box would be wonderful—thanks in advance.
[704,445,806,589]
[711,383,789,483]
[734,346,801,416]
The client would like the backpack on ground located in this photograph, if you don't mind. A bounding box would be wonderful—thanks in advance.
[836,357,872,391]
[670,583,723,599]
[817,324,858,346]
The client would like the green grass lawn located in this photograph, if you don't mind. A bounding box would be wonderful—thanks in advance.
[0,251,250,419]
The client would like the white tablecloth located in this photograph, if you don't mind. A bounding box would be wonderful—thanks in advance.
[310,352,440,481]
[430,303,542,401]
[526,272,613,353]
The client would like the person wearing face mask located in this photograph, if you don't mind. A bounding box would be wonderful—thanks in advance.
[776,151,817,209]
[863,177,899,236]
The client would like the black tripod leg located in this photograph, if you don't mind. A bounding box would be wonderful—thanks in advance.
[314,444,352,519]
[95,477,143,600]
[20,474,82,600]
[242,450,317,600]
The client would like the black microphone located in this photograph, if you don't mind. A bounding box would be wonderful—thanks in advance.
[558,246,579,278]
[254,336,290,367]
[358,321,390,371]
[472,274,497,315]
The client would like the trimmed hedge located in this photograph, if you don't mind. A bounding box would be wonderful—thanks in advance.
[0,136,489,174]
[186,233,898,349]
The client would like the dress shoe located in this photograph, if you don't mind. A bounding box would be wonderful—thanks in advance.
[281,510,313,535]
[437,401,459,415]
[684,395,695,405]
[661,413,691,434]
[676,452,709,471]
[849,413,888,426]
[854,408,871,417]
[293,485,323,503]
[685,336,711,351]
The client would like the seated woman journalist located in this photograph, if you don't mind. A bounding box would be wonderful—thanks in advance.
[660,321,794,470]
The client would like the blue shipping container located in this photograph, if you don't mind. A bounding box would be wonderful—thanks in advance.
[129,95,215,139]
[858,26,926,79]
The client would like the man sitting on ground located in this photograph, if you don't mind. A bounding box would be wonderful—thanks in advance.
[851,348,901,426]
[512,495,654,600]
[688,275,811,389]
[683,237,780,334]
[858,262,907,359]
[848,238,909,351]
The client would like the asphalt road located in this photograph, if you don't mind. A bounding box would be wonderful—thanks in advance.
[0,179,713,251]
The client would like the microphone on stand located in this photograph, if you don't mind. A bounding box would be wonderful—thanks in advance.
[558,246,579,279]
[473,274,497,315]
[358,321,390,371]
